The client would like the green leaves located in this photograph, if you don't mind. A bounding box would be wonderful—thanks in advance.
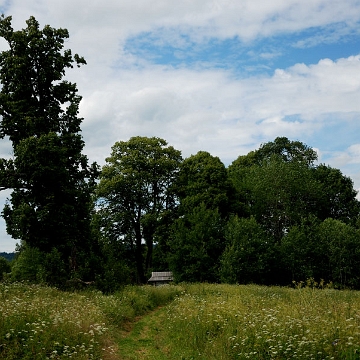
[220,216,274,284]
[175,151,232,216]
[0,15,85,145]
[0,16,97,283]
[97,136,182,283]
[169,203,225,283]
[242,156,321,240]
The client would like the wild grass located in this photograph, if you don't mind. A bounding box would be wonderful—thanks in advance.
[163,283,360,359]
[2,282,360,359]
[0,282,182,359]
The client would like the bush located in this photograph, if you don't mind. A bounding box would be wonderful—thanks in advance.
[10,246,68,287]
[0,256,11,281]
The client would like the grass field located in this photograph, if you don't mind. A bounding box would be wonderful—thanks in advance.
[1,282,360,359]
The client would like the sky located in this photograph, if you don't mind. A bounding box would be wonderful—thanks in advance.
[1,0,360,252]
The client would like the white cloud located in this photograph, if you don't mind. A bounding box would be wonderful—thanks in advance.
[3,0,360,58]
[75,53,360,169]
[1,0,360,251]
[330,144,360,167]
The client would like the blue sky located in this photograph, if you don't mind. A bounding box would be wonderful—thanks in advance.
[124,27,360,75]
[1,0,360,252]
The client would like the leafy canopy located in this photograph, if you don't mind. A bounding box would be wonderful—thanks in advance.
[0,15,98,279]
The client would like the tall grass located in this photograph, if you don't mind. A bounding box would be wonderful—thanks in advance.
[0,282,182,359]
[3,282,360,359]
[164,284,360,359]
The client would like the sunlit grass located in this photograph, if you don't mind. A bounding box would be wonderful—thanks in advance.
[3,282,360,359]
[0,282,182,359]
[164,284,360,359]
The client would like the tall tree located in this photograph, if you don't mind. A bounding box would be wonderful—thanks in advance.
[228,137,318,219]
[168,151,231,282]
[97,136,182,283]
[169,203,225,282]
[220,216,275,285]
[0,16,98,280]
[254,136,318,165]
[242,156,321,241]
[175,151,233,216]
[313,164,360,224]
[319,218,360,288]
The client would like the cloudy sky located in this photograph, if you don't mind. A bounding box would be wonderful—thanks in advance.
[1,0,360,252]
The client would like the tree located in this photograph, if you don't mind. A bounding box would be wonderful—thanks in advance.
[313,164,360,224]
[254,136,318,165]
[228,137,318,219]
[0,16,98,281]
[220,216,275,284]
[167,151,232,282]
[243,156,321,241]
[0,256,11,281]
[280,216,326,283]
[97,136,182,283]
[318,218,360,288]
[169,203,225,282]
[175,151,233,216]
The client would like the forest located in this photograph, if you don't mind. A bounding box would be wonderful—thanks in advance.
[0,15,360,292]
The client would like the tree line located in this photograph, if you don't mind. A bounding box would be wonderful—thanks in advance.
[1,16,360,291]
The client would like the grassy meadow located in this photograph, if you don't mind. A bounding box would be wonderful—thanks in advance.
[162,283,360,359]
[0,282,181,359]
[1,282,360,359]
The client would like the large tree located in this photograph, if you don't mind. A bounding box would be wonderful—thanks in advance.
[254,136,318,165]
[175,151,234,216]
[0,16,98,280]
[313,164,360,224]
[228,137,319,219]
[97,136,182,283]
[242,156,322,241]
[220,216,275,285]
[168,151,232,282]
[169,203,224,282]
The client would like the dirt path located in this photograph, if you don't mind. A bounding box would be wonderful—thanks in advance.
[115,306,171,360]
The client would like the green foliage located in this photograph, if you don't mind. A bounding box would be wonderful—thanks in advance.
[175,151,233,216]
[94,239,134,293]
[280,216,326,283]
[10,246,67,286]
[254,136,318,165]
[313,164,360,223]
[228,138,320,222]
[243,156,321,240]
[220,216,275,284]
[319,218,360,288]
[0,257,11,281]
[97,136,182,283]
[281,217,360,288]
[10,246,45,283]
[226,137,360,287]
[169,203,225,282]
[0,16,99,284]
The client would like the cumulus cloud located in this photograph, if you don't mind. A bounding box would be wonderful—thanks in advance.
[76,54,360,165]
[1,0,360,250]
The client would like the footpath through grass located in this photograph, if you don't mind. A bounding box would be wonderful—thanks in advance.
[2,282,360,359]
[119,283,360,360]
[0,282,181,359]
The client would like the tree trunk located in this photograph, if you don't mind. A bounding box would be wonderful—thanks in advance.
[134,221,145,284]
